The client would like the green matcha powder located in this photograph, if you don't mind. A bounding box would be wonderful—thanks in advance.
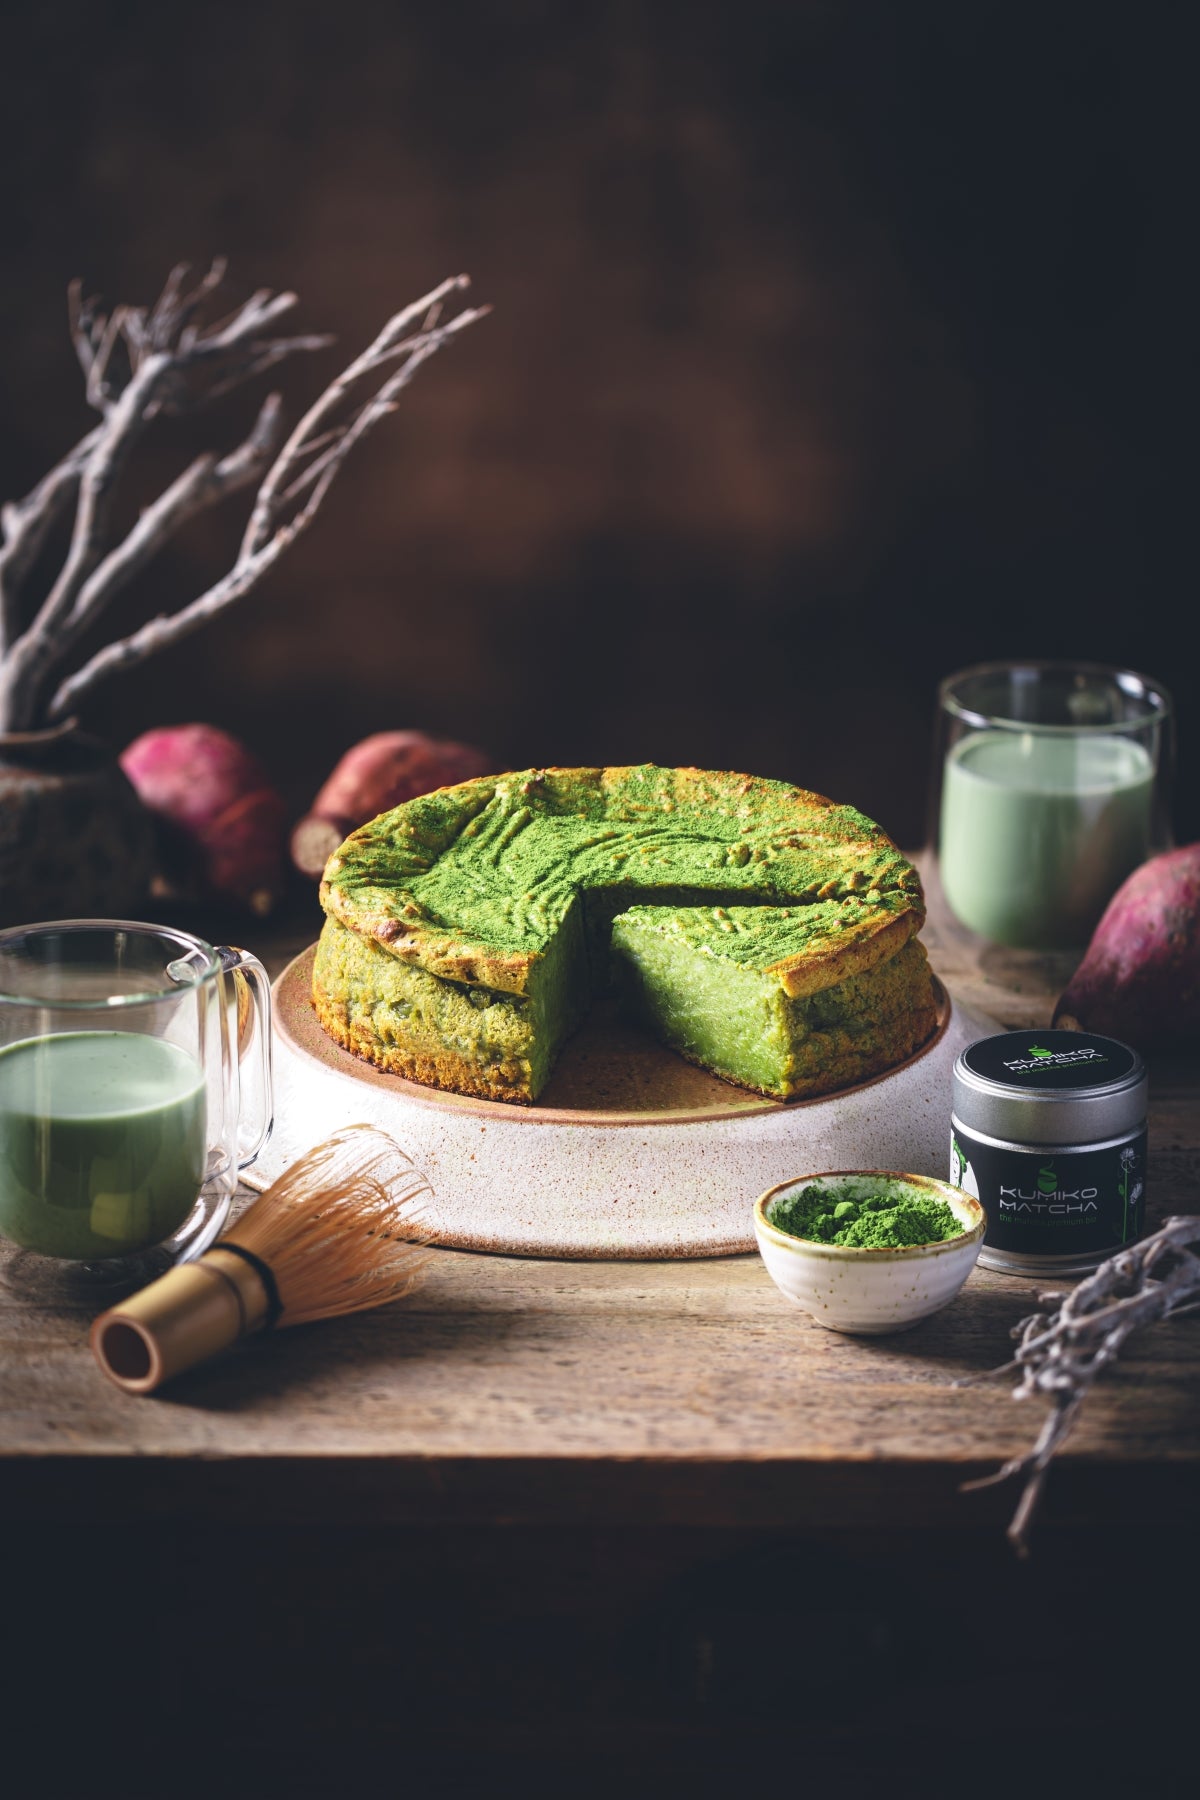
[768,1183,961,1249]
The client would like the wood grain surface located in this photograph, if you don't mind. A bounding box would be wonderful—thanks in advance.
[3,865,1197,1537]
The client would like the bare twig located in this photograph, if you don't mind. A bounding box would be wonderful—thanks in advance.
[55,394,285,651]
[0,262,340,731]
[959,1216,1200,1554]
[240,274,476,557]
[0,425,103,655]
[1,263,485,732]
[68,282,107,384]
[46,288,488,722]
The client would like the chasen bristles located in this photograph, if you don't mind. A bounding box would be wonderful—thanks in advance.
[91,1125,436,1394]
[223,1124,434,1327]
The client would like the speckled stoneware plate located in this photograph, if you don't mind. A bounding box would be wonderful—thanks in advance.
[245,945,1000,1259]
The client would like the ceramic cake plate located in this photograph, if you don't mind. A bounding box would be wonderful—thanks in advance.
[246,945,1000,1259]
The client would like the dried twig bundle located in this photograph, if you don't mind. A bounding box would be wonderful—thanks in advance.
[960,1215,1200,1553]
[0,261,488,733]
[91,1125,434,1394]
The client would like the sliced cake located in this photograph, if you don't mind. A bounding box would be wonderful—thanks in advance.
[314,764,935,1103]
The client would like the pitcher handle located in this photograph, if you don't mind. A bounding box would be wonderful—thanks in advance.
[217,945,274,1170]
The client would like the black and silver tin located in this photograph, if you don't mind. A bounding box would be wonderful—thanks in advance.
[950,1028,1148,1276]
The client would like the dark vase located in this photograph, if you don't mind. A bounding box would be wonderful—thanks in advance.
[0,722,155,927]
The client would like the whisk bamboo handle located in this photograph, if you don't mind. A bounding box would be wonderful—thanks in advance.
[90,1247,274,1394]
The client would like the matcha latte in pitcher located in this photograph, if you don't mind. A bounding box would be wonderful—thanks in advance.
[0,921,272,1278]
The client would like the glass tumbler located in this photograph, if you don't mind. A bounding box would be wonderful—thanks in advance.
[0,920,272,1287]
[930,662,1173,950]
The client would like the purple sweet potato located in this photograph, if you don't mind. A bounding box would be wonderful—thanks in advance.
[290,730,493,878]
[1053,844,1200,1048]
[121,724,288,916]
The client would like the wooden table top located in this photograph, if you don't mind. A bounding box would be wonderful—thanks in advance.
[3,869,1197,1536]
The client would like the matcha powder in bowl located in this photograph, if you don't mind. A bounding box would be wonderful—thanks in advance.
[752,1171,986,1334]
[769,1181,962,1249]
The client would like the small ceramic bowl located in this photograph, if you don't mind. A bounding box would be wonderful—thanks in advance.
[753,1170,985,1335]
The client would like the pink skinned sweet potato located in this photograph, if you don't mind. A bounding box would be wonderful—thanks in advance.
[291,730,494,878]
[1053,844,1200,1049]
[121,725,288,916]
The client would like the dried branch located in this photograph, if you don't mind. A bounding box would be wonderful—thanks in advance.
[959,1216,1200,1554]
[56,395,285,650]
[0,425,102,656]
[0,261,336,732]
[45,284,488,723]
[240,273,474,557]
[1,263,485,732]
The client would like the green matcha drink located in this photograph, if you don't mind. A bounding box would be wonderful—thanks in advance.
[0,1031,207,1259]
[939,730,1154,948]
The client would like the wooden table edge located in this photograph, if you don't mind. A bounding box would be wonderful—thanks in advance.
[2,1448,1196,1532]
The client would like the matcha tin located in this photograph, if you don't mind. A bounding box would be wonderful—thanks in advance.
[950,1028,1147,1276]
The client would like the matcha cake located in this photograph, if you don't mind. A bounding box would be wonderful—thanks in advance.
[314,765,937,1103]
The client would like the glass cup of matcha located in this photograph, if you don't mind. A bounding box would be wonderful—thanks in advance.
[930,662,1173,950]
[0,920,273,1286]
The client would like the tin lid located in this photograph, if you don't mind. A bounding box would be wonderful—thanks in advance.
[952,1028,1147,1146]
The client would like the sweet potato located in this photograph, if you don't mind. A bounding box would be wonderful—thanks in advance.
[121,724,288,915]
[1053,843,1200,1048]
[291,731,493,877]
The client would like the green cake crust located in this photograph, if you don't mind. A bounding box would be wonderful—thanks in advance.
[314,764,934,1102]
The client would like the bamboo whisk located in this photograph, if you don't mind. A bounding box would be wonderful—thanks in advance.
[91,1126,433,1395]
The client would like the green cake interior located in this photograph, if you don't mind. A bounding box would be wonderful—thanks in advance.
[611,907,933,1097]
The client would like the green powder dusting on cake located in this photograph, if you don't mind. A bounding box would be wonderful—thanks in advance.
[768,1181,962,1248]
[318,765,935,1103]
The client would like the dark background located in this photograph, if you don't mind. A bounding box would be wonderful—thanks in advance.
[2,1,1193,849]
[3,12,1197,1793]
